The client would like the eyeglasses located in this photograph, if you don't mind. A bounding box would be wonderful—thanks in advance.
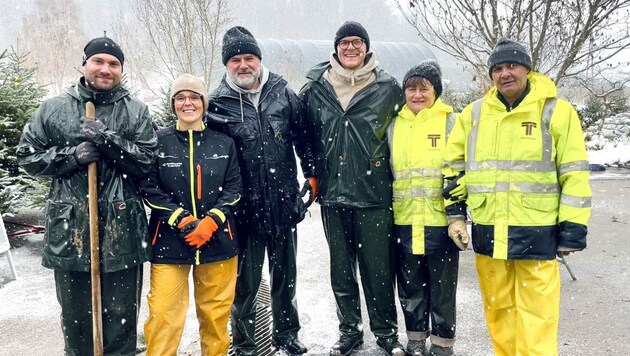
[174,93,202,104]
[338,39,365,50]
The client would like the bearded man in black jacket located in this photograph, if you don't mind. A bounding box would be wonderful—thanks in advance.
[207,26,317,356]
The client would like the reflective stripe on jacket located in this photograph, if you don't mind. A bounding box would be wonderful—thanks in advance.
[443,72,591,260]
[387,99,457,254]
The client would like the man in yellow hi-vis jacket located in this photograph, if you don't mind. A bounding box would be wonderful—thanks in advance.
[442,38,591,356]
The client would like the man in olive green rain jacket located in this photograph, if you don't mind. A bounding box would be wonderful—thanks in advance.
[299,21,405,356]
[17,37,157,355]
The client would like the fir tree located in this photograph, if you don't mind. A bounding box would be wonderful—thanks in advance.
[152,84,176,129]
[0,48,49,215]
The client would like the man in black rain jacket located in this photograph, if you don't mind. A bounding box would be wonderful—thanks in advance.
[207,26,317,356]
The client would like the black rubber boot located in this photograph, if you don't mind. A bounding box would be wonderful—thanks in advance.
[406,340,427,356]
[329,336,364,355]
[376,338,405,356]
[428,344,454,356]
[272,338,308,355]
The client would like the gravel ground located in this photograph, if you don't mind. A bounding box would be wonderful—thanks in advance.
[1,172,629,355]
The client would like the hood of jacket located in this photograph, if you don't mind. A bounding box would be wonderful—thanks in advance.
[484,71,557,111]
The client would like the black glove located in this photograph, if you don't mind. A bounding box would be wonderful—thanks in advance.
[443,172,466,201]
[74,141,100,165]
[80,118,105,141]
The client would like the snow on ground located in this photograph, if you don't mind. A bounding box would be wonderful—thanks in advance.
[587,140,630,166]
[1,142,629,355]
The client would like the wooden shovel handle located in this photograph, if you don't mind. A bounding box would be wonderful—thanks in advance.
[86,101,103,356]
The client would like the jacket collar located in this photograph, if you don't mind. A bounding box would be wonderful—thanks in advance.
[216,70,281,98]
[485,71,557,112]
[326,51,378,87]
[399,98,453,120]
[68,77,129,104]
[225,65,270,95]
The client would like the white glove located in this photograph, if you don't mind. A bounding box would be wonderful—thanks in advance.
[447,216,470,251]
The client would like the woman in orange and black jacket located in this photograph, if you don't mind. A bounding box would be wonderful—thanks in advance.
[140,74,242,356]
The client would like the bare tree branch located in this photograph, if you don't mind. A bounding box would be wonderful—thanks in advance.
[113,0,233,97]
[18,0,86,95]
[396,0,630,87]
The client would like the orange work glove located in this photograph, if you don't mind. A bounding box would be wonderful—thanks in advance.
[308,177,318,201]
[176,215,197,229]
[177,215,219,249]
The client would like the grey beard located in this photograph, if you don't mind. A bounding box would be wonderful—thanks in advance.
[229,72,259,90]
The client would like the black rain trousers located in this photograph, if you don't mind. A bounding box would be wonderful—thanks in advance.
[54,265,142,356]
[394,224,458,340]
[322,205,399,342]
[231,226,300,354]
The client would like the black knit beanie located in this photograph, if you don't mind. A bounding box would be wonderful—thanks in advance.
[487,37,531,77]
[82,37,125,66]
[221,26,262,65]
[402,60,443,98]
[334,21,370,53]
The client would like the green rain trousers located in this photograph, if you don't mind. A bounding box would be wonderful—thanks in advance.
[54,265,143,356]
[321,206,399,342]
[231,226,300,354]
[394,225,459,346]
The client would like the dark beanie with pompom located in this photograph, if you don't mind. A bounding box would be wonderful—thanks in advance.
[402,60,443,98]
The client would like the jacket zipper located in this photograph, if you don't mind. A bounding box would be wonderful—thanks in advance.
[152,221,161,246]
[188,130,201,265]
[197,164,202,199]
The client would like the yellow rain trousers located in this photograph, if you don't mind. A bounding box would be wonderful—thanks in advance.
[144,256,238,356]
[475,254,561,356]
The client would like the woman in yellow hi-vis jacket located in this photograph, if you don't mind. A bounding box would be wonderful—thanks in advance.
[388,60,468,356]
[442,38,591,356]
[140,74,242,355]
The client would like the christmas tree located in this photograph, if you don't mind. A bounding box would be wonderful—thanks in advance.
[0,48,49,215]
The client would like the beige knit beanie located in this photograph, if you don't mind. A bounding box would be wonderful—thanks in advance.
[170,74,208,113]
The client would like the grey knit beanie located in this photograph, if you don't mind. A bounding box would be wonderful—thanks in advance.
[170,74,208,113]
[221,26,262,65]
[487,37,532,77]
[402,60,443,98]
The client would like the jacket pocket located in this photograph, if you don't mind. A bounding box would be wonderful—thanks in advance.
[521,195,558,212]
[467,195,487,222]
[103,198,148,256]
[520,195,559,225]
[268,119,289,144]
[431,198,446,213]
[44,201,76,257]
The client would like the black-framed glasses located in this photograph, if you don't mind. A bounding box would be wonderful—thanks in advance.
[338,39,365,50]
